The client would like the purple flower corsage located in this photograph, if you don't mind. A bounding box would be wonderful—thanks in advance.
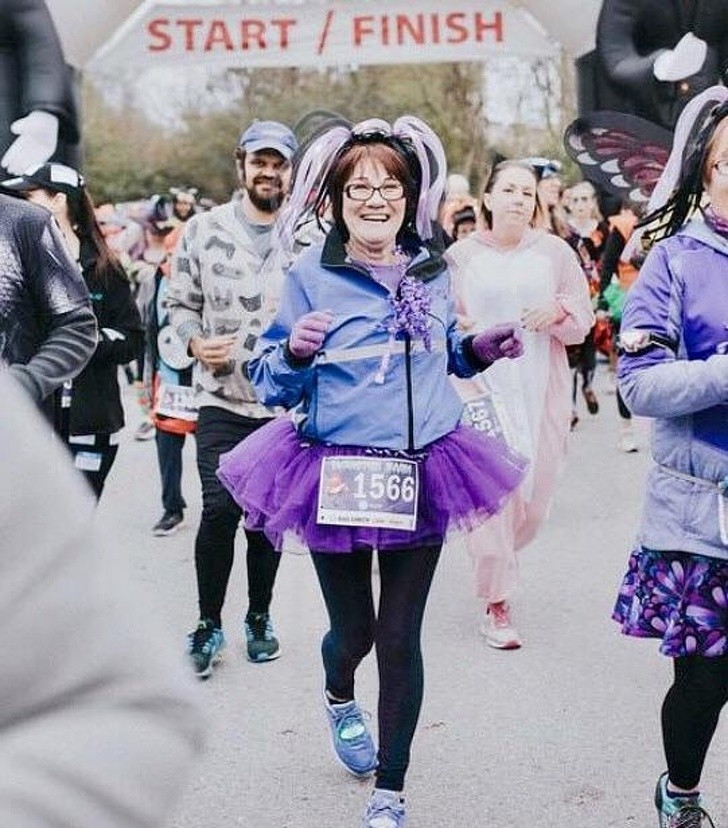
[375,274,432,384]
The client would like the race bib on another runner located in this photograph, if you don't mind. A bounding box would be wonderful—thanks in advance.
[155,383,198,421]
[455,375,513,444]
[317,456,419,531]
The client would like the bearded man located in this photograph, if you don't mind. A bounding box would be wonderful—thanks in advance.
[166,120,298,678]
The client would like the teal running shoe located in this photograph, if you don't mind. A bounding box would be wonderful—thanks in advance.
[186,619,224,679]
[244,612,281,663]
[655,773,715,827]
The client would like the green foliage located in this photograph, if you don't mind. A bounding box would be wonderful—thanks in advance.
[82,60,573,204]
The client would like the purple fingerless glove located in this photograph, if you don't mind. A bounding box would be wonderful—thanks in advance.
[472,323,524,365]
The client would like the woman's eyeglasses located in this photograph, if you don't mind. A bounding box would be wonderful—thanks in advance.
[344,181,405,202]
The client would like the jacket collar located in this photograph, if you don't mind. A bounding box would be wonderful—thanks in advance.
[320,226,446,282]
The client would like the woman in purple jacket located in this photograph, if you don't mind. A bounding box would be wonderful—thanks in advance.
[613,86,728,827]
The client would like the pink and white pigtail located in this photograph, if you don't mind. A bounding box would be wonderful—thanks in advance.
[277,124,351,251]
[391,115,447,239]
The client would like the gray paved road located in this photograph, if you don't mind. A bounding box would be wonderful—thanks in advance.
[100,367,727,828]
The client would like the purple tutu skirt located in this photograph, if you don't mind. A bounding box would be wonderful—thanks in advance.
[217,417,527,553]
[612,547,728,658]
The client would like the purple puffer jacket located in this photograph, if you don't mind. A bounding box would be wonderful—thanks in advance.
[618,219,728,559]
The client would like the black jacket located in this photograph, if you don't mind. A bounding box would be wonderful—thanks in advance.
[594,0,728,129]
[68,248,143,435]
[0,193,96,423]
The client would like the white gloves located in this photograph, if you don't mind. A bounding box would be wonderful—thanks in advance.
[653,33,707,82]
[1,111,59,175]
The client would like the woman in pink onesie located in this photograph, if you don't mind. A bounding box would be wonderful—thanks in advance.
[446,160,594,649]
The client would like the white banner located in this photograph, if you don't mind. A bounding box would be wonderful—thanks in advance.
[91,0,557,70]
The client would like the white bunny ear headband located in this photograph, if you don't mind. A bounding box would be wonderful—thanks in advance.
[624,85,728,258]
[277,115,447,250]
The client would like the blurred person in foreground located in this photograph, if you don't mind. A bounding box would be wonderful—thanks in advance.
[2,162,143,500]
[613,86,728,828]
[0,368,203,827]
[0,188,96,428]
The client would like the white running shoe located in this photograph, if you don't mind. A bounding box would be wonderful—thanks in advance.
[618,428,639,453]
[481,601,522,650]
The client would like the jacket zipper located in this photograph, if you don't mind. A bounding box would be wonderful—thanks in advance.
[405,336,414,452]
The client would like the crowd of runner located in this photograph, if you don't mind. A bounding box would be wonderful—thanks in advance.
[1,99,726,828]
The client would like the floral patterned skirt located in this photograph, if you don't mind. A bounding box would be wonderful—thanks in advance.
[612,547,728,658]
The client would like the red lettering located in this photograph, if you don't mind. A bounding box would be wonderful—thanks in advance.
[430,13,440,44]
[475,11,503,43]
[204,20,234,52]
[147,18,172,52]
[445,12,468,44]
[396,15,424,45]
[241,19,266,49]
[177,18,204,52]
[270,18,296,49]
[381,14,390,46]
[353,16,376,47]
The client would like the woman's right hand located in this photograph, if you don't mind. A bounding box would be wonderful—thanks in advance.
[289,311,334,359]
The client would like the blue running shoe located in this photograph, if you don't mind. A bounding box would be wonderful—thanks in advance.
[362,789,407,828]
[655,773,715,827]
[323,690,377,777]
[186,619,225,679]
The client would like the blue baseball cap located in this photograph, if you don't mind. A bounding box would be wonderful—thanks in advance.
[237,120,298,160]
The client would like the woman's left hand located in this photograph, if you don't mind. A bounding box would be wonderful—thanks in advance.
[521,302,565,332]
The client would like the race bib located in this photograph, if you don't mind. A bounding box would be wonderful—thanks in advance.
[74,451,102,472]
[461,393,507,440]
[155,383,198,421]
[317,456,419,531]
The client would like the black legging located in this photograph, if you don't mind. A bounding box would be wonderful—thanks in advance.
[662,654,728,789]
[571,329,597,404]
[195,407,280,628]
[311,544,442,793]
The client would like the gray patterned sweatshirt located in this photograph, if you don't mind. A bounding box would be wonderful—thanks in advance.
[166,200,285,417]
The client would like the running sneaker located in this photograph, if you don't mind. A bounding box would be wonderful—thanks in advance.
[244,612,281,663]
[481,601,522,650]
[655,772,715,827]
[134,420,156,441]
[618,429,639,453]
[152,511,184,536]
[362,789,406,828]
[582,386,600,415]
[187,619,225,679]
[323,690,377,777]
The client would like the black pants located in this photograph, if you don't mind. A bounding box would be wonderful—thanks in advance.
[156,428,187,515]
[311,544,442,792]
[67,434,119,501]
[571,329,597,404]
[194,406,280,628]
[662,655,728,789]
